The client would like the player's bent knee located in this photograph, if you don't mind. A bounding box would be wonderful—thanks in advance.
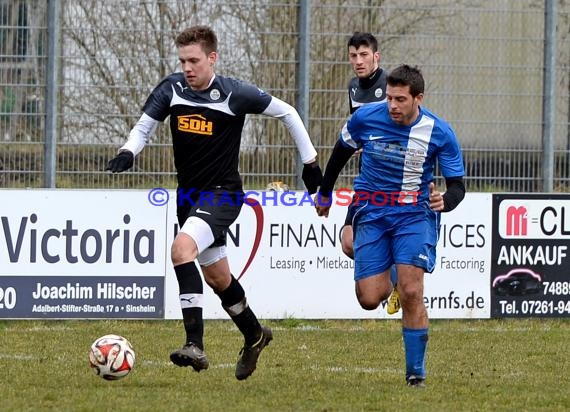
[171,242,187,265]
[171,235,198,266]
[398,284,423,306]
[358,300,380,311]
[357,295,381,311]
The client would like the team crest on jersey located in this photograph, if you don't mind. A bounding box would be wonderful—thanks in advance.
[375,88,383,98]
[178,114,213,135]
[210,89,221,100]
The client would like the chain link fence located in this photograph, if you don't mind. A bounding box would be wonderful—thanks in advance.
[1,0,569,192]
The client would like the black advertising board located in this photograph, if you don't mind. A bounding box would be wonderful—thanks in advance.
[491,194,570,317]
[0,276,164,319]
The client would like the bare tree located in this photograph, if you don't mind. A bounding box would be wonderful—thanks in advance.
[61,1,188,145]
[0,0,46,142]
[57,0,473,188]
[307,0,468,185]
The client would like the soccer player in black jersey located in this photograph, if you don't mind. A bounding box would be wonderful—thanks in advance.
[347,32,388,115]
[107,26,322,380]
[342,32,388,259]
[335,32,400,314]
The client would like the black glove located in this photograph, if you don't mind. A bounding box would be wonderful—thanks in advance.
[302,162,323,195]
[106,150,134,173]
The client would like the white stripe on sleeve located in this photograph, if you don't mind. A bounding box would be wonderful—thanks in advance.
[120,113,159,156]
[262,96,317,163]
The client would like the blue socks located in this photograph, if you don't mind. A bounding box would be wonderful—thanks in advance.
[403,327,428,379]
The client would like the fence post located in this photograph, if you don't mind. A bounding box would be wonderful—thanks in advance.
[296,0,311,191]
[44,0,61,188]
[542,0,557,192]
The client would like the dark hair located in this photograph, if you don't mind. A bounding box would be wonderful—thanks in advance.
[175,26,218,54]
[347,32,378,52]
[387,64,424,97]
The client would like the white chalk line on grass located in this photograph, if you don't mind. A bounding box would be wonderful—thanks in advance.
[1,325,76,333]
[1,354,526,380]
[140,360,396,374]
[0,353,35,361]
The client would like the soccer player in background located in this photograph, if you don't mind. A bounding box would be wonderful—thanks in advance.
[107,25,322,380]
[341,32,400,315]
[315,65,465,387]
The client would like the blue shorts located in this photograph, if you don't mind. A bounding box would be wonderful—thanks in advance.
[353,204,440,281]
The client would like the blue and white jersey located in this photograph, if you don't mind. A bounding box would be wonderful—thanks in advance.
[340,102,464,207]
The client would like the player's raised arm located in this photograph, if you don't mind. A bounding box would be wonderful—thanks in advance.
[261,96,322,193]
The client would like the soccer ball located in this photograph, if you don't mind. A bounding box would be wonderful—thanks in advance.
[89,334,135,380]
[266,181,290,192]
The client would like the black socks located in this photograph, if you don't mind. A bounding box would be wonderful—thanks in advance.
[216,276,262,346]
[174,261,204,349]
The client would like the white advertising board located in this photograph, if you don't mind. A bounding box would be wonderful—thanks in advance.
[0,190,167,318]
[0,190,168,275]
[163,191,492,319]
[0,189,491,319]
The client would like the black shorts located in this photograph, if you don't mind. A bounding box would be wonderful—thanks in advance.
[176,188,244,247]
[344,194,357,226]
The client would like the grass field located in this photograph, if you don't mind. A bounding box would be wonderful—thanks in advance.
[1,318,568,411]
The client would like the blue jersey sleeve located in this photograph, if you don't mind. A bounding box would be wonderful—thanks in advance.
[340,112,363,149]
[437,122,465,178]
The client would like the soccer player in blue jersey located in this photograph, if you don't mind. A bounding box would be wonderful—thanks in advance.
[342,32,400,315]
[107,26,322,380]
[315,64,465,387]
